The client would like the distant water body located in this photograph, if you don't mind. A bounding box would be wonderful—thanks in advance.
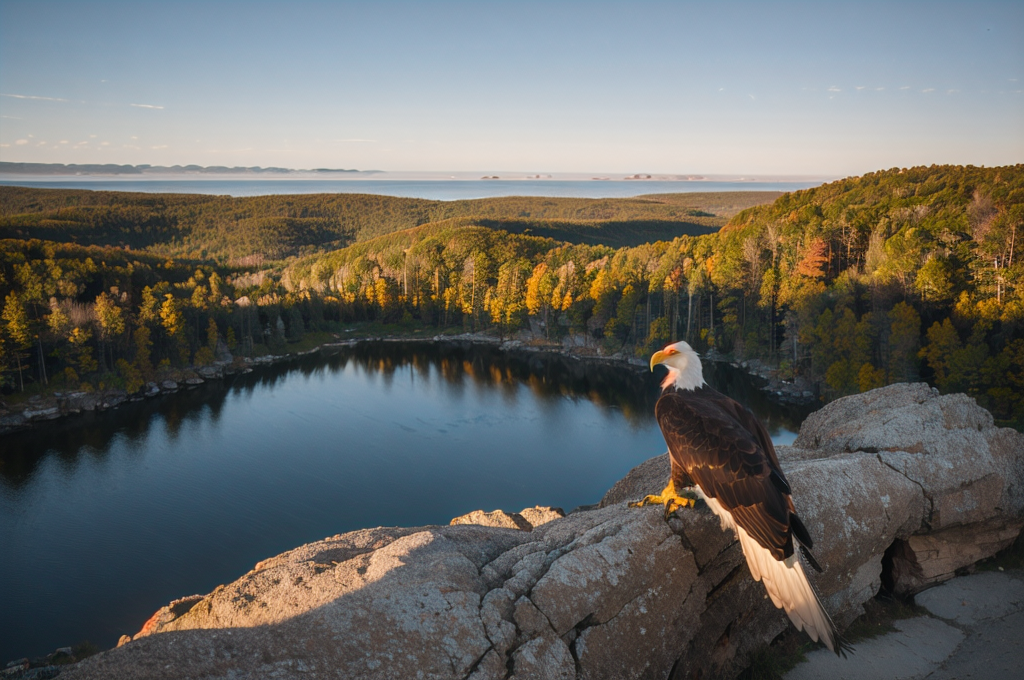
[0,177,821,200]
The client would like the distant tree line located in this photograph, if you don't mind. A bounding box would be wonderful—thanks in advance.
[0,187,739,262]
[1,166,1021,428]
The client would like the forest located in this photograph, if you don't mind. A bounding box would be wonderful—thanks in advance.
[1,166,1021,428]
[0,187,754,260]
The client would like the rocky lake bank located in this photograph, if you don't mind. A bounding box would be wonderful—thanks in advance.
[0,330,816,438]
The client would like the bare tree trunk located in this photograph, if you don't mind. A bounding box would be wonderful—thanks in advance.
[38,337,48,385]
[771,292,777,358]
[646,295,651,343]
[709,290,714,345]
[995,259,1002,305]
[1008,223,1016,268]
[672,290,680,342]
[686,290,693,342]
[792,316,798,379]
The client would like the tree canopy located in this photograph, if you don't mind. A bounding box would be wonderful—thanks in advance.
[1,166,1022,429]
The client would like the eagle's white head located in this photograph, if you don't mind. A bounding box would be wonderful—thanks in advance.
[650,340,705,391]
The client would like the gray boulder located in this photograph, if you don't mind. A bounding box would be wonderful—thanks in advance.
[788,383,1024,598]
[62,384,1024,680]
[196,365,223,380]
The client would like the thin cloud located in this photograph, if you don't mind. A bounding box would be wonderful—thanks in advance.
[130,103,164,110]
[151,145,169,149]
[900,85,911,90]
[1,93,68,102]
[827,86,841,92]
[1,114,23,119]
[333,138,376,143]
[855,86,865,91]
[748,94,755,101]
[15,139,28,145]
[921,88,935,93]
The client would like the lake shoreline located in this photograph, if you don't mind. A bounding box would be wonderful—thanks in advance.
[0,330,814,438]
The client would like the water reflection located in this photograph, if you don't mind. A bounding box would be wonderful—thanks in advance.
[0,383,231,487]
[0,342,812,489]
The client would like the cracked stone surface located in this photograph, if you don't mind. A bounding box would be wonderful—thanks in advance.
[61,385,1024,680]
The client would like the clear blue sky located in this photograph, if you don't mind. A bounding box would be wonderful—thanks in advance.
[1,1,1021,176]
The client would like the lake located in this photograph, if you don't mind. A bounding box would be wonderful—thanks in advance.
[0,341,812,662]
[0,177,821,200]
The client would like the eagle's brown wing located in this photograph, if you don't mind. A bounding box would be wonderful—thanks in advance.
[655,389,793,560]
[655,387,847,656]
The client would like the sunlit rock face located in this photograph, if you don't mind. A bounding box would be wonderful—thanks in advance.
[62,384,1024,680]
[449,505,565,531]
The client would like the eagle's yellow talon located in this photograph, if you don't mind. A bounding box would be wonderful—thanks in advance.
[629,494,665,508]
[629,484,699,518]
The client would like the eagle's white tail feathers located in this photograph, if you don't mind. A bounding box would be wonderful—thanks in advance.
[700,493,840,654]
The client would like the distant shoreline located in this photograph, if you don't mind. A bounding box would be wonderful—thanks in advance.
[0,177,815,200]
[0,161,374,176]
[0,162,836,183]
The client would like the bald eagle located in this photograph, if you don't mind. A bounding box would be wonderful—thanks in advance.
[635,340,847,656]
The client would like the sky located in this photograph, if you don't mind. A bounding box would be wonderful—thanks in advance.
[0,0,1022,176]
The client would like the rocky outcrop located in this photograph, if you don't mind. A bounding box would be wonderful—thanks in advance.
[451,506,566,531]
[787,383,1024,598]
[61,384,1024,680]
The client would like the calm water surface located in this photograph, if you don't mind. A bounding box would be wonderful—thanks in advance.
[0,178,820,200]
[0,342,811,661]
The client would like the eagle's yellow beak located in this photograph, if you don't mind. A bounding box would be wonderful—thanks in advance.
[650,349,668,372]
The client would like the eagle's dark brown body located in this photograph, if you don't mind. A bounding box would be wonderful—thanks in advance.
[657,384,813,562]
[653,380,846,655]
